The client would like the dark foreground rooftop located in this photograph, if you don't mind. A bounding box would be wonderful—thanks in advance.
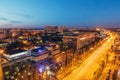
[5,49,26,55]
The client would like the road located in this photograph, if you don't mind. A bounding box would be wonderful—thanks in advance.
[63,35,115,80]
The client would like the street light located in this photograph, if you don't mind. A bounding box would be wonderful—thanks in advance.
[0,49,4,55]
[46,66,50,70]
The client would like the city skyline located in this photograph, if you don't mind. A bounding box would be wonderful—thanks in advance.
[0,0,120,79]
[0,0,120,28]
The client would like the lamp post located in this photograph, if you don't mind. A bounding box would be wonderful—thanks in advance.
[0,49,4,80]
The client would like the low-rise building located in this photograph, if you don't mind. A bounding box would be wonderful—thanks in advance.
[3,49,30,61]
[31,46,50,62]
[45,43,60,55]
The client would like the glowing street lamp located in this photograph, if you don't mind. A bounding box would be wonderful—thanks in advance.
[62,51,65,54]
[96,28,100,31]
[0,50,4,55]
[46,66,50,70]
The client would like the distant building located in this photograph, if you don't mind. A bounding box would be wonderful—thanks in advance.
[58,26,67,33]
[45,26,58,33]
[0,33,5,39]
[0,28,6,39]
[41,32,63,42]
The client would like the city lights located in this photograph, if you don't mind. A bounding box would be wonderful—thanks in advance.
[0,0,120,80]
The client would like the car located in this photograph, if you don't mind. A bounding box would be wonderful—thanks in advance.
[118,56,120,60]
[114,56,117,59]
[106,74,110,80]
[108,69,111,72]
[113,59,116,64]
[117,63,120,66]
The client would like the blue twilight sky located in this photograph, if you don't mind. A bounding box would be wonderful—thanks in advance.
[0,0,120,28]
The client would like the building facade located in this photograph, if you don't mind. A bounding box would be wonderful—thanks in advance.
[63,33,96,49]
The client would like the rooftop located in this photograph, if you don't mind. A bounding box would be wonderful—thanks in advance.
[5,49,26,55]
[32,45,46,52]
[31,46,49,57]
[0,42,8,44]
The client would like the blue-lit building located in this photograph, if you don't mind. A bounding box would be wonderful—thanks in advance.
[31,45,50,62]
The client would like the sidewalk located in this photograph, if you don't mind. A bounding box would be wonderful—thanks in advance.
[99,64,111,80]
[99,52,119,80]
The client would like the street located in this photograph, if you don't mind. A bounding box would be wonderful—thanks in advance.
[63,35,115,80]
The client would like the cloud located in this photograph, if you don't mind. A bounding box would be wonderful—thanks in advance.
[14,13,33,19]
[0,17,9,21]
[0,16,24,24]
[5,12,33,19]
[10,20,24,23]
[21,14,33,18]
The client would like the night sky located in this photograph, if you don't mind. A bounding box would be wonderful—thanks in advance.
[0,0,120,28]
